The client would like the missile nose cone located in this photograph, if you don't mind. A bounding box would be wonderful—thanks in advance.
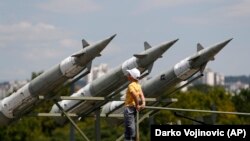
[71,34,116,58]
[87,34,116,56]
[101,34,117,47]
[213,38,233,53]
[169,39,179,46]
[109,34,117,41]
[160,38,179,50]
[220,38,233,47]
[165,38,179,47]
[92,34,116,54]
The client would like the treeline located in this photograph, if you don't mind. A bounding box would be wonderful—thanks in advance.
[0,73,250,140]
[225,75,250,84]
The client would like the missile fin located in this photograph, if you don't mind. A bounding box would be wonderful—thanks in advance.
[144,42,151,50]
[82,39,89,48]
[86,61,92,71]
[200,62,207,73]
[147,63,154,74]
[197,43,204,52]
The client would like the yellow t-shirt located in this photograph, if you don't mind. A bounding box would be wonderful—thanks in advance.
[125,81,142,107]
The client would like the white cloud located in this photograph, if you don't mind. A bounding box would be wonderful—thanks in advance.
[0,21,87,81]
[0,21,80,62]
[0,21,68,44]
[38,0,101,14]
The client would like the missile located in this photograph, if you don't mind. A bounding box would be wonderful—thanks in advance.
[0,34,116,126]
[50,39,179,125]
[101,38,233,115]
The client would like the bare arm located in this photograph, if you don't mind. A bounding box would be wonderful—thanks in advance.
[130,91,140,109]
[131,91,145,111]
[139,91,146,108]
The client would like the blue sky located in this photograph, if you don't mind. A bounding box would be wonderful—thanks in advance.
[0,0,250,82]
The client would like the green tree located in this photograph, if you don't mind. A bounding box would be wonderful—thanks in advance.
[232,88,250,124]
[151,85,241,125]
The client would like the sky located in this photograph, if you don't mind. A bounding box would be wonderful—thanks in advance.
[0,0,250,82]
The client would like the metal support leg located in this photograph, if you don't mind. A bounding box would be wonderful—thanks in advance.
[149,115,154,134]
[70,123,75,141]
[136,111,140,141]
[95,109,101,141]
[149,115,154,125]
[69,83,75,141]
[54,100,90,141]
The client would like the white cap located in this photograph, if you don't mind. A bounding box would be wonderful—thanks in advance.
[127,68,141,80]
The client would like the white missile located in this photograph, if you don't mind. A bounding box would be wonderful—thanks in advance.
[0,34,116,126]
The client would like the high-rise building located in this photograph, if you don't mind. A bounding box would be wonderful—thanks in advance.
[180,68,225,92]
[194,68,225,86]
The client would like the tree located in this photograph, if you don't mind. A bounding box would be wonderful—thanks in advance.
[152,84,241,125]
[232,88,250,124]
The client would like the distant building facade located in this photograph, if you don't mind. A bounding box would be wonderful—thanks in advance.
[181,68,249,94]
[181,68,225,92]
[224,81,249,94]
[193,68,224,86]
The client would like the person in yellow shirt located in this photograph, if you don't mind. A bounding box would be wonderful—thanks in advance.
[124,68,145,141]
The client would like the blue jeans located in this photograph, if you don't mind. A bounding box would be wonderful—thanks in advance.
[124,106,136,141]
